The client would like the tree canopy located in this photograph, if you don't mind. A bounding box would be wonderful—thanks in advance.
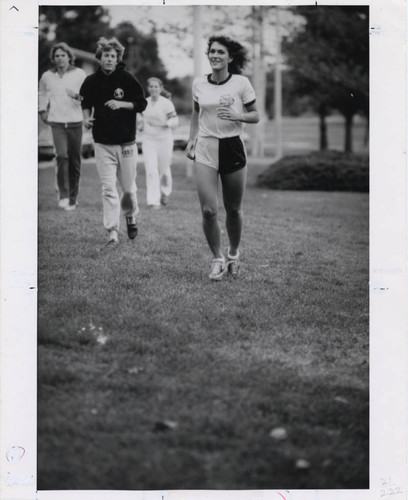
[38,6,168,88]
[112,22,167,86]
[282,6,369,152]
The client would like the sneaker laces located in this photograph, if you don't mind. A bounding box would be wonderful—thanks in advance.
[227,251,240,275]
[228,259,239,274]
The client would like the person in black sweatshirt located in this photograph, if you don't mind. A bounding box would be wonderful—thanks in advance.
[80,37,147,247]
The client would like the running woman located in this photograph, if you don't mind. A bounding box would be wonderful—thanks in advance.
[38,43,86,211]
[80,37,147,247]
[142,77,178,209]
[186,35,259,281]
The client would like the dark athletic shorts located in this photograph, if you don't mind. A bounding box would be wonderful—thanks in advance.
[195,135,247,175]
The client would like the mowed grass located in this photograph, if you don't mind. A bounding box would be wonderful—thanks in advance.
[37,152,369,490]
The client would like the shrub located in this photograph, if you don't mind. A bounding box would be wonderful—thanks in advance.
[256,151,369,192]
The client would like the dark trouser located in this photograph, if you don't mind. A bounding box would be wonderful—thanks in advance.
[51,124,82,205]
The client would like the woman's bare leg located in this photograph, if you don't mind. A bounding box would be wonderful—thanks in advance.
[195,162,224,259]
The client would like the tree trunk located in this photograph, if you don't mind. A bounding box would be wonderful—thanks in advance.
[318,106,328,151]
[344,113,354,153]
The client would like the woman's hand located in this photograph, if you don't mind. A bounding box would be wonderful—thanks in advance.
[39,111,49,125]
[84,117,94,129]
[146,116,168,127]
[66,89,81,100]
[216,106,242,121]
[186,138,196,160]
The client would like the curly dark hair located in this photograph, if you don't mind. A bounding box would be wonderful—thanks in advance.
[206,35,249,75]
[95,37,125,62]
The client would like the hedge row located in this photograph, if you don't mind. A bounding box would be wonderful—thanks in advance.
[256,151,369,192]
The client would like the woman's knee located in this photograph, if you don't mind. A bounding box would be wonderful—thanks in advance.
[56,153,69,161]
[202,205,218,220]
[225,206,242,218]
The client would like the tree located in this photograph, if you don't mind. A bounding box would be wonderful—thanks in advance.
[39,6,112,78]
[282,6,369,152]
[39,6,112,51]
[112,22,167,86]
[38,7,168,90]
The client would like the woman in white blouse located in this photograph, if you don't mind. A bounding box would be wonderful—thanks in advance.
[38,42,86,210]
[141,77,178,209]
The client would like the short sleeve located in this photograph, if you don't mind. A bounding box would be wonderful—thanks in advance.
[242,77,256,107]
[166,98,176,114]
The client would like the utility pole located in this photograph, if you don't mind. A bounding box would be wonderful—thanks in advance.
[250,6,266,157]
[186,6,203,177]
[274,6,283,161]
[193,6,202,77]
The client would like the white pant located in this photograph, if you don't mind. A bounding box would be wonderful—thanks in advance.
[94,142,139,233]
[142,136,173,206]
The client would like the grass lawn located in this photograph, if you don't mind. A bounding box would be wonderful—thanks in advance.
[37,151,369,490]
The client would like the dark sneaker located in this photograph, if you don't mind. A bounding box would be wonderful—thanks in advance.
[160,194,169,206]
[226,250,240,278]
[227,258,240,277]
[126,216,138,240]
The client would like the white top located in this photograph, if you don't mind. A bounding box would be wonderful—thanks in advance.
[38,66,86,123]
[193,74,256,139]
[142,95,177,140]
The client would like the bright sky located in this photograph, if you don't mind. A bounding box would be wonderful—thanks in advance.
[108,5,208,78]
[108,5,301,79]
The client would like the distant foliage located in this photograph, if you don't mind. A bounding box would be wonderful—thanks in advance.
[256,151,369,192]
[282,7,369,152]
[39,6,112,78]
[113,22,167,85]
[166,76,193,115]
[39,6,112,51]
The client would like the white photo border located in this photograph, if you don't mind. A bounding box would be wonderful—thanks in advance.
[0,1,406,499]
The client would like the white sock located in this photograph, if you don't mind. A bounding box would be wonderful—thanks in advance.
[228,249,239,260]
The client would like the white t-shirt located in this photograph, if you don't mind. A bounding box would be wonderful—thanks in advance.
[193,74,256,139]
[142,95,177,140]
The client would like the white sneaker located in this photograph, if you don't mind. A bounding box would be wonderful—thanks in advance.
[209,257,226,281]
[64,203,77,211]
[108,229,119,243]
[58,198,69,208]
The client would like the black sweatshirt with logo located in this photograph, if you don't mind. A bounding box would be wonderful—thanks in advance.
[80,63,147,145]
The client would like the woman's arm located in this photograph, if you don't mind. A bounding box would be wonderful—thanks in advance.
[83,108,94,129]
[241,102,259,123]
[186,104,199,159]
[217,102,259,123]
[38,75,49,123]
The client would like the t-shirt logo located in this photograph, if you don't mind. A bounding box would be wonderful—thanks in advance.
[114,88,124,99]
[219,94,234,106]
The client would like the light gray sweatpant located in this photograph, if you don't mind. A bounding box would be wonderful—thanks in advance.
[94,142,139,233]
